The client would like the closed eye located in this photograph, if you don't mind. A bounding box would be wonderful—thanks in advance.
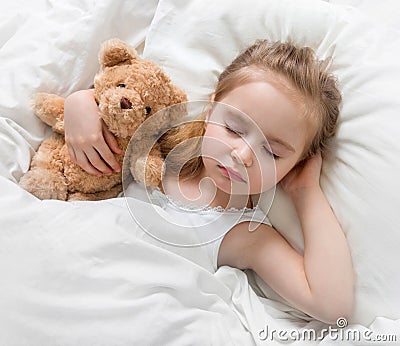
[225,123,280,159]
[263,146,280,160]
[225,124,243,136]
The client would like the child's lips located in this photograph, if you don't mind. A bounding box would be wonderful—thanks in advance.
[218,165,246,183]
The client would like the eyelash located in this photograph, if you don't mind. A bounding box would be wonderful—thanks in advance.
[224,124,280,160]
[225,124,243,136]
[263,146,280,160]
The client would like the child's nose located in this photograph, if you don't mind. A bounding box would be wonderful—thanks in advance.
[231,144,253,167]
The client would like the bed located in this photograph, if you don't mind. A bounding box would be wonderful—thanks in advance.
[1,0,399,344]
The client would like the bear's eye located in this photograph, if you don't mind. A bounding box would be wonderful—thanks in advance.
[145,106,152,116]
[117,83,126,88]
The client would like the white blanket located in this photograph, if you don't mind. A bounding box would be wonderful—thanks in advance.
[1,168,398,345]
[1,0,400,345]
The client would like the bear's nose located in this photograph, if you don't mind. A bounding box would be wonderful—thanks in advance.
[120,97,132,109]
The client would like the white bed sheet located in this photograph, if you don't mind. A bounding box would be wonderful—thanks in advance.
[1,168,399,344]
[1,0,400,345]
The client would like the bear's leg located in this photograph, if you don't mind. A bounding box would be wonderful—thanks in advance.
[68,184,122,201]
[131,144,165,188]
[143,153,165,187]
[19,134,68,200]
[32,93,65,134]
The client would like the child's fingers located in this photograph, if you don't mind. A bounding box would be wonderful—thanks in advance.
[102,124,122,155]
[68,146,77,163]
[102,124,122,173]
[85,147,116,175]
[93,142,121,173]
[305,152,322,172]
[73,148,104,176]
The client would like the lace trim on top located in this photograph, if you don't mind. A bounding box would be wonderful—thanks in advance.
[151,187,257,214]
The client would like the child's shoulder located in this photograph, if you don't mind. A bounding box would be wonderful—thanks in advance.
[217,221,275,270]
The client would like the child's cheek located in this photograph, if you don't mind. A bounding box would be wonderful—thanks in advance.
[252,158,277,194]
[202,127,231,162]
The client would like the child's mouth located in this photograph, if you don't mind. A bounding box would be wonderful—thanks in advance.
[218,165,246,183]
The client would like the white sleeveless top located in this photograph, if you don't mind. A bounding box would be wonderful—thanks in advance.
[123,180,272,273]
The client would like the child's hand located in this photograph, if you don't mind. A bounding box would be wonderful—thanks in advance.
[64,89,122,176]
[280,152,322,197]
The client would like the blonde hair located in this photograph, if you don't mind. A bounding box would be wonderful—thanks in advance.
[159,39,341,180]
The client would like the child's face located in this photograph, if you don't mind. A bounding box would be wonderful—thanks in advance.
[201,81,313,196]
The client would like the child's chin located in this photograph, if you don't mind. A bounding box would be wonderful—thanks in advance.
[225,185,252,196]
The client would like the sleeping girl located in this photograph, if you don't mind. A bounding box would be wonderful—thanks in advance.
[64,39,355,324]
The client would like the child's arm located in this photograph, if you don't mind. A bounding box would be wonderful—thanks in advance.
[64,89,122,176]
[280,152,354,320]
[218,153,355,324]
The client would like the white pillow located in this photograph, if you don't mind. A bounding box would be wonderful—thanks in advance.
[143,0,400,325]
[0,0,159,181]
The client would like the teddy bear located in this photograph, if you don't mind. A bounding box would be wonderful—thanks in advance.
[18,38,187,201]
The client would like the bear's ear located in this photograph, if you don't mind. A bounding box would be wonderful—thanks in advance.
[98,38,138,68]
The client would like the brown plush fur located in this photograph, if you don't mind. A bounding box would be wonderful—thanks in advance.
[19,38,187,201]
